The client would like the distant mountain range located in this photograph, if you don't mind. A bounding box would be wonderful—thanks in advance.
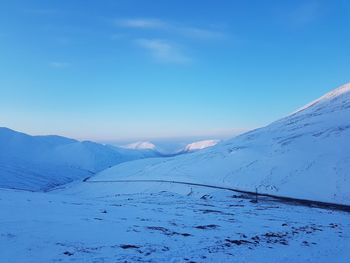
[0,127,219,191]
[123,141,157,150]
[0,127,161,191]
[122,139,220,154]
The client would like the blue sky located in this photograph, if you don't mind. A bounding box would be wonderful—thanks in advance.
[0,0,349,142]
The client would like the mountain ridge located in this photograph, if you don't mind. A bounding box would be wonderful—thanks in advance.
[0,127,162,191]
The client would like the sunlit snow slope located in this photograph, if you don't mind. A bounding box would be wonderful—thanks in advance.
[0,128,160,191]
[91,83,350,205]
[183,139,219,152]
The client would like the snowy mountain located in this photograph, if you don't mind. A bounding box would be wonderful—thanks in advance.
[123,139,218,155]
[124,141,156,150]
[88,82,350,205]
[2,84,350,263]
[0,128,161,191]
[182,139,219,152]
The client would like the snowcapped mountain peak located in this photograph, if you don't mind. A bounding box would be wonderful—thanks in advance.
[294,82,350,114]
[323,82,350,98]
[124,141,156,150]
[184,139,220,152]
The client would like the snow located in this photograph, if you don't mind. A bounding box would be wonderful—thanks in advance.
[183,139,220,152]
[123,139,220,154]
[1,183,349,263]
[293,82,350,114]
[124,141,157,150]
[1,83,350,262]
[0,128,161,191]
[90,82,350,205]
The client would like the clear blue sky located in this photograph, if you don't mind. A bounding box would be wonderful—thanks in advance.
[0,0,349,142]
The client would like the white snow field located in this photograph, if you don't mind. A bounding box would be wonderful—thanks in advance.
[1,182,349,263]
[0,127,160,191]
[90,83,350,205]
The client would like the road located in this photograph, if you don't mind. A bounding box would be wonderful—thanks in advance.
[84,178,350,212]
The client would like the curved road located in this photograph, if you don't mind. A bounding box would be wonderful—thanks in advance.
[84,178,350,212]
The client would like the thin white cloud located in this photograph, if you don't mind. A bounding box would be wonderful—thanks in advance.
[115,18,166,29]
[49,62,70,69]
[115,18,224,40]
[115,18,225,64]
[135,39,191,64]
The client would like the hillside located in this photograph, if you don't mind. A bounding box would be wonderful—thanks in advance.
[88,83,350,205]
[0,128,161,191]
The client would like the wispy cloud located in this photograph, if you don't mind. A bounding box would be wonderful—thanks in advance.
[135,39,191,64]
[115,18,224,40]
[49,62,70,69]
[115,18,166,29]
[114,18,225,64]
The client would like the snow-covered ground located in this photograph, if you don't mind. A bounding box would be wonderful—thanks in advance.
[1,181,349,263]
[92,83,350,205]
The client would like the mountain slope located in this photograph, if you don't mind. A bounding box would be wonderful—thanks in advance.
[90,83,350,205]
[182,139,219,152]
[0,128,161,191]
